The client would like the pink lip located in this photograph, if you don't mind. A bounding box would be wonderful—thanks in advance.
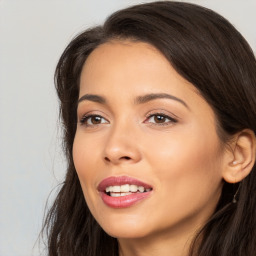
[97,176,153,208]
[98,176,152,191]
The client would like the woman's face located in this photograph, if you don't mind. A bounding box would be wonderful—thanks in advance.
[73,41,226,240]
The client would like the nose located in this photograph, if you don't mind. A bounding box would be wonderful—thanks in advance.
[103,123,142,165]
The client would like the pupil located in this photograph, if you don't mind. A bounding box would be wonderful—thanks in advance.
[92,116,101,124]
[154,115,165,123]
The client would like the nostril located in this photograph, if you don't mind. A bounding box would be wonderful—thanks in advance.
[104,157,111,162]
[121,156,131,160]
[104,156,131,163]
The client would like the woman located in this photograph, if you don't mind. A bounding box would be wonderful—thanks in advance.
[43,1,256,255]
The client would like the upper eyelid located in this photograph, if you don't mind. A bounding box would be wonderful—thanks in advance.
[78,110,110,120]
[145,113,178,123]
[80,113,108,122]
[145,109,180,119]
[147,112,174,118]
[77,108,180,123]
[79,114,110,128]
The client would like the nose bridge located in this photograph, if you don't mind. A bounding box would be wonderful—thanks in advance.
[103,117,141,164]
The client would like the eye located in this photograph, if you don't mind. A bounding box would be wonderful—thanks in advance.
[146,113,177,125]
[80,114,109,126]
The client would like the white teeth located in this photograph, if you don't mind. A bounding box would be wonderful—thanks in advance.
[112,185,121,192]
[110,192,131,197]
[121,184,130,192]
[105,184,151,194]
[106,186,112,193]
[130,184,137,192]
[110,193,121,197]
[138,186,144,192]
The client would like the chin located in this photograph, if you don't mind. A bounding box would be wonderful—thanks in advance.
[104,227,150,239]
[97,214,151,239]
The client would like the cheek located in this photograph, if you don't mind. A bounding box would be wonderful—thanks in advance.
[146,129,223,204]
[141,132,223,232]
[72,132,102,205]
[73,131,102,175]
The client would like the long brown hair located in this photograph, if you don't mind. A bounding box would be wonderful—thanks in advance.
[43,2,256,255]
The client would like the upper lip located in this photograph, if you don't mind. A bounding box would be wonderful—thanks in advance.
[97,176,153,192]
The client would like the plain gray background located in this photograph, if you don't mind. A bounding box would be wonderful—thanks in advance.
[0,0,255,255]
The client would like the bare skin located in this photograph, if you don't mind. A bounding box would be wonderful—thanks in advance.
[73,40,236,256]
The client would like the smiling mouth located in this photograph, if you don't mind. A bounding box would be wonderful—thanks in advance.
[105,184,152,197]
[98,176,153,207]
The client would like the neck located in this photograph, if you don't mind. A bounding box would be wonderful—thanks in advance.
[118,226,198,256]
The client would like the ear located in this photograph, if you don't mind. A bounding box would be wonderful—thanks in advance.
[222,129,256,183]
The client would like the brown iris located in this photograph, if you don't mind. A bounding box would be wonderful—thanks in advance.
[154,115,167,123]
[90,116,102,124]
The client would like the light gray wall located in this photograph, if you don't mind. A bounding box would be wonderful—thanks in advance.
[0,1,255,255]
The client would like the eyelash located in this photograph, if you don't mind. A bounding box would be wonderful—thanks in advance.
[79,112,178,127]
[79,114,108,126]
[145,112,178,126]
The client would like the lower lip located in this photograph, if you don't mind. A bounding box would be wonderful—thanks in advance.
[100,191,152,208]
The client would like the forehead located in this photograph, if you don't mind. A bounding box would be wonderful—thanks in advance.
[80,40,198,96]
[84,40,166,68]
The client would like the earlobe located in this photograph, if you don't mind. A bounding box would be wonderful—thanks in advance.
[222,129,256,184]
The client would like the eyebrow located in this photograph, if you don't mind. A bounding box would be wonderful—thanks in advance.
[134,93,189,108]
[78,93,189,109]
[78,94,106,104]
